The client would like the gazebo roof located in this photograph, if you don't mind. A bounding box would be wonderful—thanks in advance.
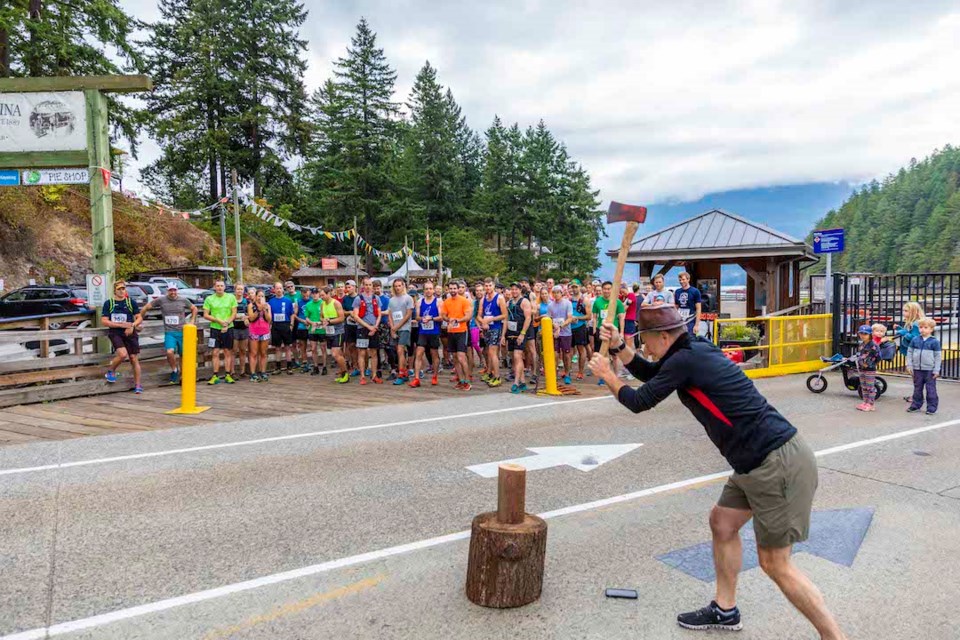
[610,208,817,262]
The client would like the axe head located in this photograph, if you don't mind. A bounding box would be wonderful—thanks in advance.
[607,201,647,224]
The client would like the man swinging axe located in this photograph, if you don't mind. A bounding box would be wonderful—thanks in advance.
[590,202,846,638]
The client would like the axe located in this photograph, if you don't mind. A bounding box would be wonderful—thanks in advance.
[600,201,647,356]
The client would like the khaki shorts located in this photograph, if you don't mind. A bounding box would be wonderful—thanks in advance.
[717,434,818,548]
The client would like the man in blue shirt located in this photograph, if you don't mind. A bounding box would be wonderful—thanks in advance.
[268,281,297,374]
[675,272,702,335]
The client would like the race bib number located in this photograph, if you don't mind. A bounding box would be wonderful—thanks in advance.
[679,309,691,320]
[356,338,370,349]
[392,310,403,323]
[110,313,128,323]
[207,338,216,348]
[484,314,495,321]
[274,313,286,322]
[507,320,518,332]
[599,310,608,321]
[164,315,180,326]
[421,320,434,331]
[450,320,460,329]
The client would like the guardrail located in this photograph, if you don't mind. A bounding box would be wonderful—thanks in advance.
[713,313,833,379]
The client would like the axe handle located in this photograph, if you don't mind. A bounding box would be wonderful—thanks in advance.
[600,219,640,358]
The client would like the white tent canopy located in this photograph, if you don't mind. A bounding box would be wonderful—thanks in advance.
[388,255,426,281]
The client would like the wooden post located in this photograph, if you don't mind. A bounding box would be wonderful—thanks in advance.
[465,464,547,608]
[86,89,115,355]
[39,317,49,359]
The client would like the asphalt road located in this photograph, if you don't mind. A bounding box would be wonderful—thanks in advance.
[1,374,959,639]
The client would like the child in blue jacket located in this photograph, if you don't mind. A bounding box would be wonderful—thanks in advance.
[906,318,941,415]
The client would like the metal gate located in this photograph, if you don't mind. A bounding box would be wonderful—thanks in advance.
[831,272,960,379]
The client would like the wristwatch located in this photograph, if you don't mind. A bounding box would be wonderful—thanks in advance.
[609,340,626,355]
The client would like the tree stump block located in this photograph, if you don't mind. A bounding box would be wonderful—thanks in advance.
[465,464,547,608]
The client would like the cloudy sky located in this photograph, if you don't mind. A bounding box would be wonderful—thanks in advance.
[119,0,960,276]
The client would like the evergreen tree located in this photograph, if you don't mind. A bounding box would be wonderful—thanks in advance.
[1,0,145,147]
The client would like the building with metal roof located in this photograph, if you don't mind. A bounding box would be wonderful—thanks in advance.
[608,208,818,317]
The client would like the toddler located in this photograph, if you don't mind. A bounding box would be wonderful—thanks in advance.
[855,324,880,412]
[906,318,941,415]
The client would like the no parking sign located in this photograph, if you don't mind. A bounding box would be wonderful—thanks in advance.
[86,273,108,308]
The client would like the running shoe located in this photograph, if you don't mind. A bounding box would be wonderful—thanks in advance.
[105,370,117,383]
[431,375,438,386]
[261,373,269,382]
[410,378,421,388]
[510,384,521,394]
[388,371,398,381]
[393,377,406,385]
[907,406,921,413]
[597,379,605,386]
[360,377,368,386]
[488,377,502,388]
[321,366,328,376]
[856,403,869,411]
[250,374,260,382]
[576,372,584,381]
[169,371,179,384]
[677,601,742,631]
[926,410,937,415]
[133,384,143,394]
[225,374,235,384]
[518,382,528,393]
[481,372,492,383]
[336,373,350,384]
[311,366,320,376]
[286,367,295,376]
[563,375,571,385]
[372,376,384,384]
[365,369,372,377]
[208,375,220,385]
[350,369,361,377]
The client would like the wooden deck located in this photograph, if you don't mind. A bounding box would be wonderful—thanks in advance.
[0,371,607,446]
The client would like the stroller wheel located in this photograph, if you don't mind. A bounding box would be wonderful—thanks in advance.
[875,376,888,398]
[806,375,827,393]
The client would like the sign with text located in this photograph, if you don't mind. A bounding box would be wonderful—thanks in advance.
[0,169,19,186]
[86,273,108,309]
[22,168,89,186]
[812,228,844,254]
[320,258,338,270]
[0,91,87,152]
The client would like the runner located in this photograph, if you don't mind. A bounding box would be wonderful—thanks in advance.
[569,280,590,380]
[590,305,846,639]
[620,282,639,356]
[301,288,326,375]
[342,279,359,376]
[138,283,197,384]
[387,278,415,385]
[506,282,533,393]
[531,285,551,386]
[231,284,250,378]
[352,277,383,385]
[469,281,485,381]
[374,279,391,379]
[102,280,144,393]
[268,282,297,374]
[583,281,598,363]
[590,281,625,385]
[293,285,312,372]
[407,285,420,376]
[201,279,237,385]
[675,271,703,336]
[283,281,303,369]
[246,289,271,381]
[641,273,675,307]
[318,286,349,383]
[548,285,575,385]
[442,281,472,390]
[477,277,508,387]
[410,280,441,388]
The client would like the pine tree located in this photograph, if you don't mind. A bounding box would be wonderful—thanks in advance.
[1,0,145,147]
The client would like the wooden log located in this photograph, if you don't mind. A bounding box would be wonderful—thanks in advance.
[465,464,547,608]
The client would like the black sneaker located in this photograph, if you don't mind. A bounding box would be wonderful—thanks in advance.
[321,366,328,376]
[311,366,320,376]
[926,410,937,415]
[907,406,921,413]
[677,601,742,631]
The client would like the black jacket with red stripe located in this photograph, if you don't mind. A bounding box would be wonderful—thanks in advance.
[617,333,796,474]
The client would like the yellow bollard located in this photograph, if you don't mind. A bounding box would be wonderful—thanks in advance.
[167,323,210,414]
[537,317,561,396]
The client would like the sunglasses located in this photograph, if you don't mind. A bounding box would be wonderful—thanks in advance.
[115,286,126,291]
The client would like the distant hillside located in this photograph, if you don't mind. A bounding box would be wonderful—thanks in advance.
[0,185,272,290]
[809,145,960,273]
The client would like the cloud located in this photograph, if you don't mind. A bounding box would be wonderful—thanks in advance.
[119,0,960,207]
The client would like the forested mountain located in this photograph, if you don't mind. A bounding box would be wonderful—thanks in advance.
[809,145,960,273]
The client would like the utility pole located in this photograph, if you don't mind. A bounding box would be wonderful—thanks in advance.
[219,195,229,283]
[232,169,243,285]
[438,232,444,289]
[353,216,359,283]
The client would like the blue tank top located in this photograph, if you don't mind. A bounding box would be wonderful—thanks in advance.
[418,298,440,335]
[481,294,503,330]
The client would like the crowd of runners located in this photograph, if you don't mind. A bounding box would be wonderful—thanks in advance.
[103,272,704,394]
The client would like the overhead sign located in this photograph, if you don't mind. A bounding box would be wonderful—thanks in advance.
[320,258,338,270]
[466,443,642,478]
[86,273,108,309]
[0,91,87,152]
[813,228,844,254]
[0,169,19,186]
[22,168,89,186]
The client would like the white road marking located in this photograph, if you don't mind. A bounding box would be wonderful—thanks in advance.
[5,417,959,640]
[0,396,611,477]
[467,443,643,477]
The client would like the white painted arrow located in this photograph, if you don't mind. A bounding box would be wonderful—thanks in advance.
[466,444,643,478]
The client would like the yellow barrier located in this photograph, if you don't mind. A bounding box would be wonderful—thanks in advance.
[713,313,832,379]
[167,323,210,414]
[537,317,561,396]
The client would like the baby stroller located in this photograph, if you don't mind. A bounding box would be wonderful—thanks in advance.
[805,342,893,398]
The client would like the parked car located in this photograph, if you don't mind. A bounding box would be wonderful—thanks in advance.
[128,281,166,303]
[145,277,209,304]
[124,285,150,312]
[0,285,90,322]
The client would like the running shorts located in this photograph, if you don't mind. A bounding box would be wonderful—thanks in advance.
[418,333,441,350]
[233,327,250,342]
[394,330,411,348]
[355,330,380,351]
[271,325,294,347]
[109,331,141,355]
[624,320,637,337]
[326,334,344,349]
[448,332,468,353]
[718,434,817,548]
[554,335,573,353]
[164,331,184,354]
[309,332,324,342]
[572,325,589,347]
[484,327,502,347]
[295,327,309,341]
[207,327,234,350]
[345,324,358,344]
[507,334,527,352]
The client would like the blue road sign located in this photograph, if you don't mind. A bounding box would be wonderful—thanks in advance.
[813,228,844,254]
[657,508,874,582]
[0,170,20,187]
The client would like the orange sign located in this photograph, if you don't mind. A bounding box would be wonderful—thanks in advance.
[320,258,338,270]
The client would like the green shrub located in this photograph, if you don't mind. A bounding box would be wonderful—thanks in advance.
[720,323,760,342]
